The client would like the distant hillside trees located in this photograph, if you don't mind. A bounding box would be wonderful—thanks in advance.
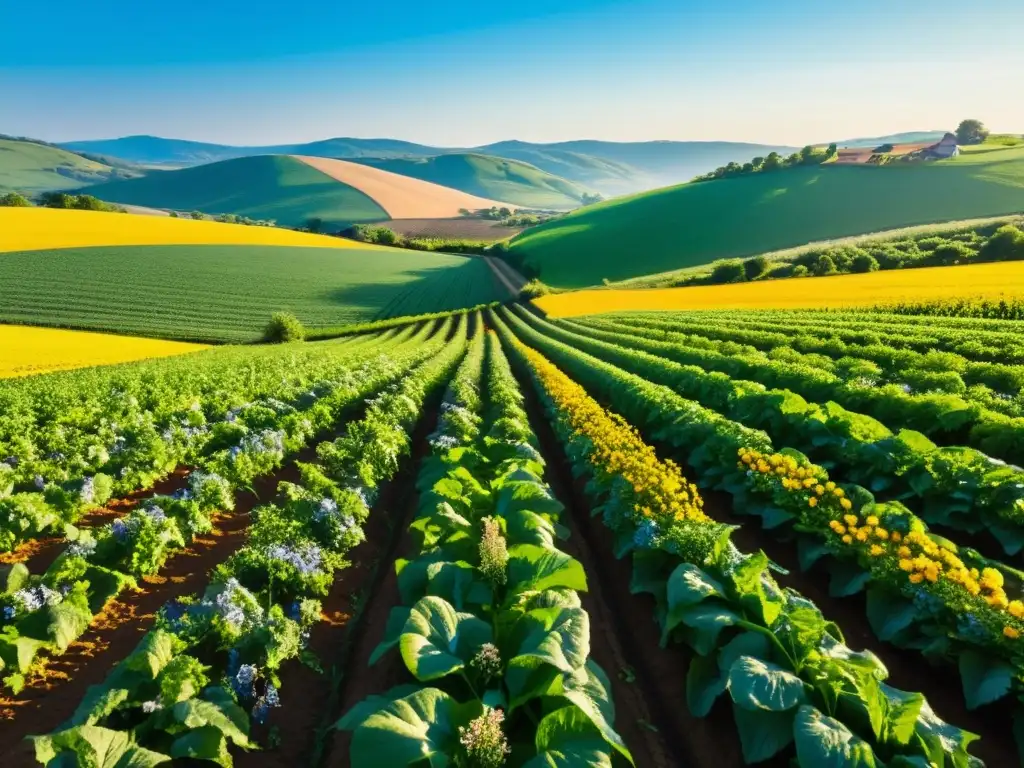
[580,192,604,206]
[36,192,126,213]
[664,220,1024,290]
[956,119,989,146]
[694,143,837,182]
[0,192,32,207]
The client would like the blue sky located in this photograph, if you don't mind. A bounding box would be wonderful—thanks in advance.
[2,0,1022,146]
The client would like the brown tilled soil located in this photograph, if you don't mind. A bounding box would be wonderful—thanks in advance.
[292,156,509,220]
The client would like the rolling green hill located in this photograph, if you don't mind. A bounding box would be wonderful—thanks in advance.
[63,136,796,196]
[353,153,591,209]
[0,138,139,193]
[0,242,507,342]
[83,155,389,227]
[508,144,1024,288]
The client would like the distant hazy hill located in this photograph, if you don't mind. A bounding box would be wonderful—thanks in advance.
[82,154,512,227]
[352,153,593,209]
[0,138,142,193]
[507,144,1024,288]
[62,135,798,196]
[834,131,948,148]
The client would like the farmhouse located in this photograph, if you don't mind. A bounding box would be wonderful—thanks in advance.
[923,132,961,159]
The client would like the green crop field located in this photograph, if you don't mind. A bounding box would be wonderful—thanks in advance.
[508,144,1024,288]
[0,139,130,193]
[83,155,389,227]
[354,153,591,209]
[0,243,507,342]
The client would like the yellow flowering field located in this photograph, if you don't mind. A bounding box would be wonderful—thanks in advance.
[0,207,367,253]
[0,324,209,378]
[534,260,1024,317]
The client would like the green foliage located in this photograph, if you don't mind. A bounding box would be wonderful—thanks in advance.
[979,224,1024,261]
[0,192,31,207]
[263,312,306,344]
[709,260,746,284]
[0,244,508,342]
[956,119,990,146]
[37,192,125,213]
[743,255,770,280]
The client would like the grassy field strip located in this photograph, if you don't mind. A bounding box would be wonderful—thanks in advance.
[0,325,209,379]
[534,260,1024,316]
[0,207,373,253]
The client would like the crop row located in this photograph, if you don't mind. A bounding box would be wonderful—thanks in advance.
[494,313,979,767]
[495,305,1024,737]
[340,328,631,764]
[638,308,1024,364]
[29,315,471,764]
[515,308,1024,558]
[1,322,450,694]
[599,311,1024,421]
[0,323,423,553]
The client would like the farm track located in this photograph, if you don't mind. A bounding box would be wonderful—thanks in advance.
[509,348,762,768]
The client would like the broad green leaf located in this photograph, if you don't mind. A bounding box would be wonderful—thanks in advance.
[686,652,726,717]
[865,589,916,641]
[399,596,492,682]
[717,631,770,674]
[507,544,587,596]
[425,561,491,611]
[123,630,177,680]
[171,697,250,747]
[794,705,880,767]
[504,509,558,549]
[728,552,783,627]
[554,661,634,765]
[912,697,980,767]
[496,479,564,518]
[31,725,169,768]
[524,706,614,768]
[678,604,740,655]
[727,655,807,712]
[349,687,481,768]
[336,684,424,731]
[170,726,231,767]
[509,605,590,673]
[1,562,29,594]
[369,607,413,666]
[48,596,93,652]
[732,703,796,763]
[70,687,130,726]
[0,635,44,673]
[958,650,1014,710]
[877,683,925,747]
[666,563,725,611]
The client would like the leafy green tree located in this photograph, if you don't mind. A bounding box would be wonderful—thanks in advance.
[956,119,989,145]
[851,253,880,273]
[39,191,75,208]
[826,143,838,157]
[709,260,745,284]
[812,254,838,276]
[980,225,1024,261]
[0,192,31,207]
[263,312,306,343]
[743,255,770,280]
[305,217,325,234]
[762,152,783,171]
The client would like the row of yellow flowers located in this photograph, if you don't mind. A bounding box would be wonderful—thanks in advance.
[739,447,1021,640]
[514,339,707,529]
